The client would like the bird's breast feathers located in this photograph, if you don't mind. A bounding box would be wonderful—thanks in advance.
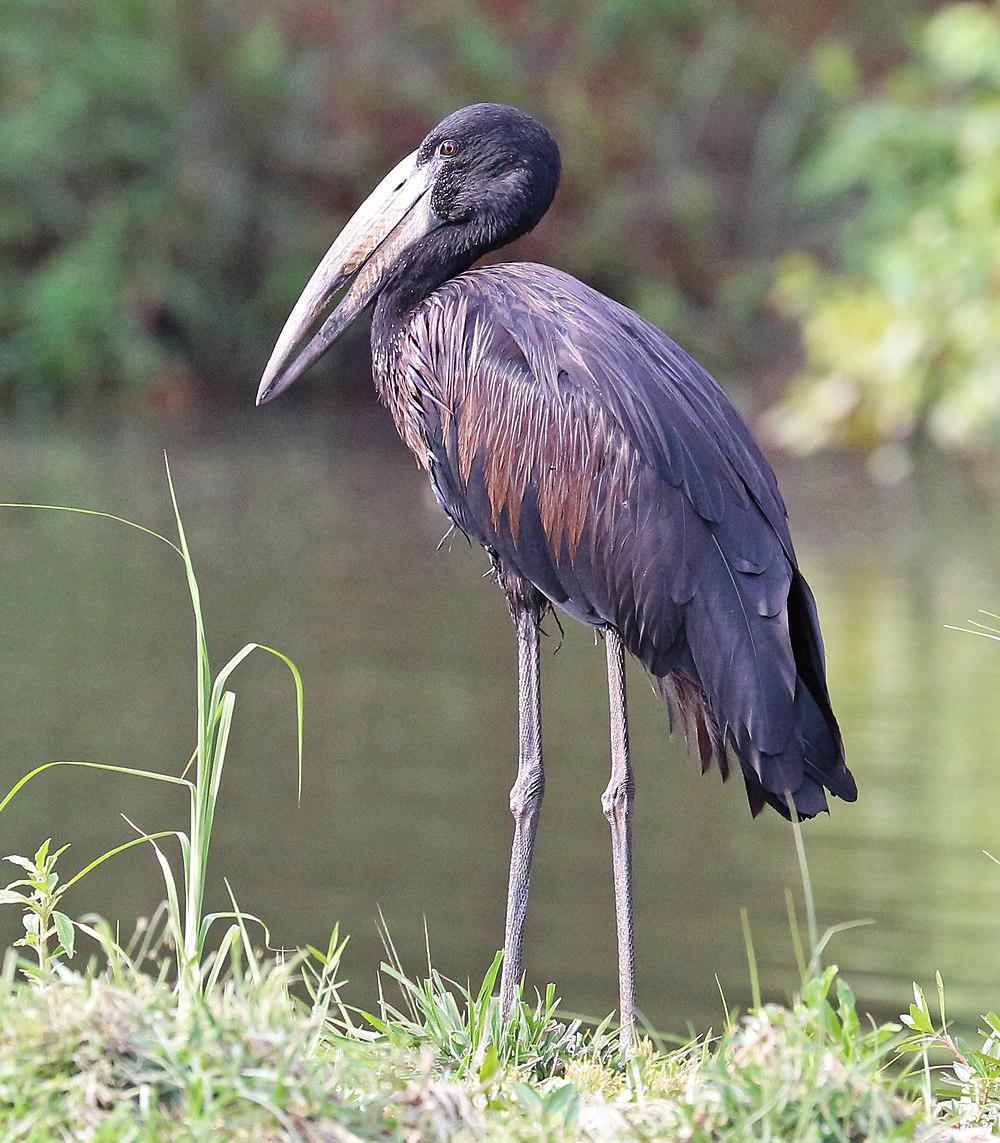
[396,272,642,559]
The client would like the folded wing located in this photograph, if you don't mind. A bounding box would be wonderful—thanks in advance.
[400,263,856,819]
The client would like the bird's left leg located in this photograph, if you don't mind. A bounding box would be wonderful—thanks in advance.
[499,598,544,1019]
[603,627,637,1055]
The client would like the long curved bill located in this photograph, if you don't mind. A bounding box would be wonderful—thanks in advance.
[257,149,438,405]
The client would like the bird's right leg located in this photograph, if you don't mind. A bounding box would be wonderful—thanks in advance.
[603,627,637,1056]
[499,601,544,1019]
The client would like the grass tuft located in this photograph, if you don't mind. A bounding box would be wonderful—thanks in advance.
[0,932,945,1140]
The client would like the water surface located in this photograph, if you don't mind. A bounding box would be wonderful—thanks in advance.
[0,411,998,1032]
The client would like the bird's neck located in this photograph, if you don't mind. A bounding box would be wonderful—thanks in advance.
[371,225,496,369]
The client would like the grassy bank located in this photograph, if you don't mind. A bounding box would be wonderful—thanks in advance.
[1,469,998,1139]
[0,917,997,1140]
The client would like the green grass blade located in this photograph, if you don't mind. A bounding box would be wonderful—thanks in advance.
[210,643,305,802]
[71,918,127,961]
[0,761,193,815]
[177,831,192,882]
[789,814,819,962]
[150,844,186,967]
[198,910,273,950]
[120,815,187,963]
[480,951,504,1001]
[224,878,261,986]
[61,832,180,891]
[0,503,182,556]
[204,925,242,995]
[785,887,807,984]
[163,453,211,766]
[207,691,237,809]
[740,907,762,1010]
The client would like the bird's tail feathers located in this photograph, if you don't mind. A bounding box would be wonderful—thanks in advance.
[657,577,857,821]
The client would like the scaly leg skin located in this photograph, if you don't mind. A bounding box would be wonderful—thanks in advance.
[499,604,544,1019]
[604,628,637,1055]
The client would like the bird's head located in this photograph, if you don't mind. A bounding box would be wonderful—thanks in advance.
[257,103,560,405]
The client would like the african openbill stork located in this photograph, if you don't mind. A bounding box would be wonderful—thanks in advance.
[257,103,857,1050]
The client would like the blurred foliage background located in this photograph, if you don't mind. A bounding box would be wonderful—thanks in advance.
[1,0,997,468]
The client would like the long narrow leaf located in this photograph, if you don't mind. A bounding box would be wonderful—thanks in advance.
[72,918,128,961]
[62,831,179,890]
[147,839,187,967]
[179,745,198,781]
[177,831,192,885]
[196,693,236,890]
[210,643,305,801]
[120,815,187,961]
[198,909,273,950]
[204,925,242,995]
[163,454,211,778]
[0,761,193,815]
[224,878,260,986]
[208,692,237,808]
[0,503,182,556]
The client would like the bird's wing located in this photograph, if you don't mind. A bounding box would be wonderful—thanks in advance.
[402,263,855,819]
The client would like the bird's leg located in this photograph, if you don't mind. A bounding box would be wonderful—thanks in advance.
[603,628,637,1055]
[499,603,544,1019]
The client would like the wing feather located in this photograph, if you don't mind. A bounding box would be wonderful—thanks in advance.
[398,263,855,820]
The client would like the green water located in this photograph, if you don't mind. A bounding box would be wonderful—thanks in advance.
[0,411,998,1032]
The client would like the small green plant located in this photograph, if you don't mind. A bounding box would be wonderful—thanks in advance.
[0,457,303,1003]
[1,834,186,984]
[1,840,75,979]
[300,923,353,1052]
[900,967,1000,1132]
[357,947,618,1083]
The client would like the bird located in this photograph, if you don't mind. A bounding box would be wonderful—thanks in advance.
[256,102,857,1052]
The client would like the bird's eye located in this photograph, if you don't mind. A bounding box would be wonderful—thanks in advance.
[438,140,459,158]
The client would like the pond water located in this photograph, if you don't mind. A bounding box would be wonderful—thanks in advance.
[0,409,998,1033]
